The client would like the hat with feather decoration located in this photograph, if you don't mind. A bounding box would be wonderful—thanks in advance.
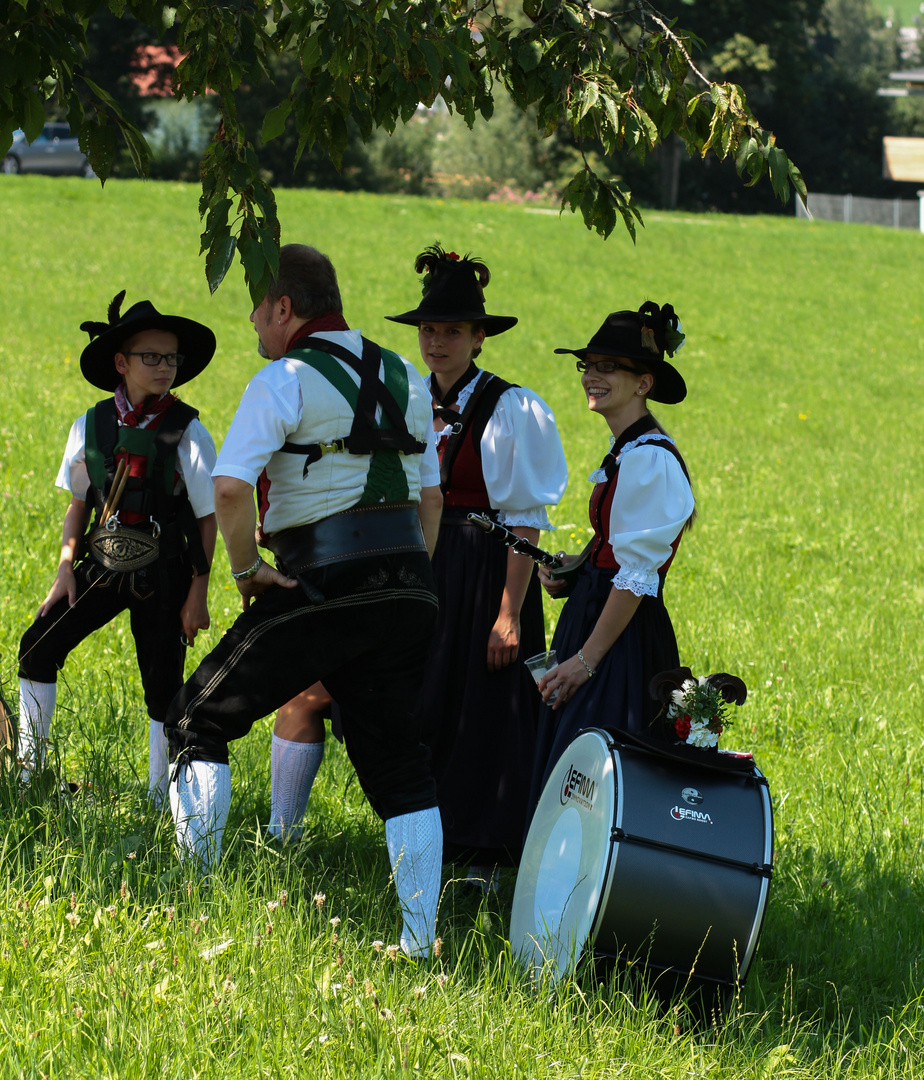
[79,291,216,391]
[386,244,517,335]
[555,301,687,404]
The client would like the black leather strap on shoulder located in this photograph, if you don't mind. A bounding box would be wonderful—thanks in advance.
[439,372,515,492]
[637,436,691,483]
[280,336,426,476]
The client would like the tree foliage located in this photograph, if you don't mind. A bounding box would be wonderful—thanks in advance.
[1,0,806,300]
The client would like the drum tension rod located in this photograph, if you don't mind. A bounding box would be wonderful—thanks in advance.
[609,828,773,877]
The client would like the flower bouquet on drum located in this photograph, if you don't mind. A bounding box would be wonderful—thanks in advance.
[649,668,747,751]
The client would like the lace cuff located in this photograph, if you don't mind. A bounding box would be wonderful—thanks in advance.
[496,508,553,530]
[611,567,659,597]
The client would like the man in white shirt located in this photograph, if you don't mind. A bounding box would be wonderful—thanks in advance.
[165,244,444,958]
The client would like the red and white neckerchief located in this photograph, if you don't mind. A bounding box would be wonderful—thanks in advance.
[114,383,177,428]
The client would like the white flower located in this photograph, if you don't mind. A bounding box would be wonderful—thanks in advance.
[670,689,686,707]
[681,679,697,694]
[200,938,235,960]
[686,723,718,749]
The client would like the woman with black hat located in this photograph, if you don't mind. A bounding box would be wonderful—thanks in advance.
[385,244,568,880]
[16,293,218,802]
[527,302,695,813]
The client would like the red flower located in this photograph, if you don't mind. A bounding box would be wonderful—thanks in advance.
[447,251,460,260]
[674,716,691,740]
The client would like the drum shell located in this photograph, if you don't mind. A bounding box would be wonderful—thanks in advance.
[512,728,773,989]
[594,746,772,985]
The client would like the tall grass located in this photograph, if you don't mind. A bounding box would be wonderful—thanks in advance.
[1,175,923,1076]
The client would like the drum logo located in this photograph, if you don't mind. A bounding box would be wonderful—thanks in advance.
[670,804,713,824]
[560,764,597,810]
[681,787,703,805]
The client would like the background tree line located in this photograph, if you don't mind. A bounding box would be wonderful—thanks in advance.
[72,0,924,211]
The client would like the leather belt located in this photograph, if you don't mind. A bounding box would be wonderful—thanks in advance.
[266,502,426,574]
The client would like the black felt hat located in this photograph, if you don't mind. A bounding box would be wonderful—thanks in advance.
[385,245,517,336]
[554,301,687,404]
[79,291,216,392]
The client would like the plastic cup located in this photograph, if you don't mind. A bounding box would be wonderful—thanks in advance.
[525,650,559,704]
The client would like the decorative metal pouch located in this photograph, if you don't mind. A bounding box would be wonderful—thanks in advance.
[88,517,160,572]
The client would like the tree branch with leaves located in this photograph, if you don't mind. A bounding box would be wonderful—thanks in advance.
[1,0,805,301]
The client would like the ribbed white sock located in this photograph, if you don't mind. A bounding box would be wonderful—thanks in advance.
[268,734,324,842]
[148,719,170,806]
[169,760,232,870]
[385,806,443,958]
[18,679,56,779]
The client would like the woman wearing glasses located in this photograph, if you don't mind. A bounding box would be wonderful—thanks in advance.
[528,303,694,809]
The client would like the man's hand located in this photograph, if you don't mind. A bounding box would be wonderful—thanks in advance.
[235,560,298,610]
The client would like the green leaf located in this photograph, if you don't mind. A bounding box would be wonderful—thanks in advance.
[576,81,599,122]
[22,89,45,144]
[205,233,237,295]
[518,38,544,74]
[302,33,323,73]
[768,146,789,200]
[239,227,267,286]
[735,135,757,175]
[80,76,120,111]
[117,118,150,177]
[261,100,292,143]
[79,121,118,182]
[790,162,807,202]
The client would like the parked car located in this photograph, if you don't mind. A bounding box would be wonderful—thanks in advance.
[2,124,95,177]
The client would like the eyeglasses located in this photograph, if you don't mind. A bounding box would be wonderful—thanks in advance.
[126,351,185,367]
[575,359,639,375]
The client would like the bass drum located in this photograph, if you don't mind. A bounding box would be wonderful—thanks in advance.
[511,728,773,993]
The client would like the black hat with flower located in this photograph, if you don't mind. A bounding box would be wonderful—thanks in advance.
[649,667,748,750]
[554,301,687,404]
[385,244,518,336]
[79,290,217,392]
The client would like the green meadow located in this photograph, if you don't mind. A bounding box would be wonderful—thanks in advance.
[1,176,923,1077]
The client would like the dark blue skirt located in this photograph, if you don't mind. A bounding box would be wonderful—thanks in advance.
[419,518,545,865]
[526,564,680,823]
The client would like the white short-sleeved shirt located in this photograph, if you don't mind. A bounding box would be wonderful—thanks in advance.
[433,371,568,529]
[588,433,695,596]
[56,409,218,519]
[214,329,438,534]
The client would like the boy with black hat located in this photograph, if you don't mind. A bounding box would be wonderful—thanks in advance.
[17,293,218,802]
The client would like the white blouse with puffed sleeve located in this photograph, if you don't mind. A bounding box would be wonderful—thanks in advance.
[436,372,568,529]
[589,433,694,597]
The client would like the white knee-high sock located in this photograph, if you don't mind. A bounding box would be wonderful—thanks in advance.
[169,760,232,870]
[268,735,324,842]
[148,719,170,805]
[18,679,56,778]
[385,806,443,958]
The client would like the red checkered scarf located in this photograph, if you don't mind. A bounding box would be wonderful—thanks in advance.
[114,383,177,428]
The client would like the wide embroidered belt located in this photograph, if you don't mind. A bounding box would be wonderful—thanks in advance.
[265,502,426,574]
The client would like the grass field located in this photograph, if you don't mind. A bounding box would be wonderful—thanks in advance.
[876,0,922,26]
[1,176,923,1077]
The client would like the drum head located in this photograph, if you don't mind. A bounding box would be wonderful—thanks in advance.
[511,729,616,981]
